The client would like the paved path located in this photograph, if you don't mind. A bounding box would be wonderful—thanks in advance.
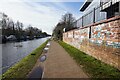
[43,41,88,78]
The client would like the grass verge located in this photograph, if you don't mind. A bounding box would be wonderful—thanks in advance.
[2,40,48,79]
[59,41,120,78]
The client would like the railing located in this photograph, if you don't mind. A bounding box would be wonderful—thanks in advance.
[100,0,120,10]
[74,0,119,28]
[74,6,107,28]
[101,0,120,6]
[100,0,111,6]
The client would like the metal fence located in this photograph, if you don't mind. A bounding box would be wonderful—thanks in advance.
[74,0,119,28]
[100,0,120,6]
[74,6,107,28]
[95,6,107,22]
[82,10,94,27]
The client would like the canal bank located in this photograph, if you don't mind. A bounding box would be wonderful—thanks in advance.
[2,39,49,79]
[27,42,50,79]
[1,37,49,74]
[2,40,120,79]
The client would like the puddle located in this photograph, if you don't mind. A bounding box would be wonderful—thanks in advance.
[27,66,43,79]
[40,55,47,62]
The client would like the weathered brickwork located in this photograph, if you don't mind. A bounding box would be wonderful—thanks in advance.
[63,16,120,70]
[91,19,120,48]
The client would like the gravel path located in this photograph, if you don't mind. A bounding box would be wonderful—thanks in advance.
[43,41,88,78]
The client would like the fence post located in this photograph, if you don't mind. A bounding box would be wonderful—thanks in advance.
[119,1,120,15]
[93,8,95,23]
[82,16,83,27]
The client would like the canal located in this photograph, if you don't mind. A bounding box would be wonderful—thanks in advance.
[0,37,50,74]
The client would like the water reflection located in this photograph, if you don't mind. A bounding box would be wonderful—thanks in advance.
[1,37,49,74]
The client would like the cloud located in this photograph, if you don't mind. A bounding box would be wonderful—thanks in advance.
[0,0,84,34]
[0,0,66,34]
[2,0,85,2]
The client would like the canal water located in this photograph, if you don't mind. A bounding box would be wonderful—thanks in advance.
[0,37,50,74]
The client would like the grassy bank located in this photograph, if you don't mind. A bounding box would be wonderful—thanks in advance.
[2,40,48,79]
[59,41,120,78]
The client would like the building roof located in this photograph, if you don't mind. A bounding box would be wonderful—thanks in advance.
[80,0,93,11]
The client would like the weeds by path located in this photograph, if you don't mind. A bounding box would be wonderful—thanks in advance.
[2,40,48,79]
[59,41,120,78]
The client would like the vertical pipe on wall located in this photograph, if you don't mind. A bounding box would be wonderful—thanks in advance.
[89,26,92,39]
[73,31,74,38]
[67,32,68,38]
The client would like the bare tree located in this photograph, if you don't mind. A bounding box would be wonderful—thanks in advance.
[53,12,76,40]
[7,19,15,35]
[61,12,76,31]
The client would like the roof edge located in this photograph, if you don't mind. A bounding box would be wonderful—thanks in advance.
[80,0,93,11]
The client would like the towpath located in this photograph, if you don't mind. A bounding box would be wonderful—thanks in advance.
[43,41,88,78]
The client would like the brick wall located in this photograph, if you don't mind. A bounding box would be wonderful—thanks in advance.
[63,16,120,70]
[91,18,120,48]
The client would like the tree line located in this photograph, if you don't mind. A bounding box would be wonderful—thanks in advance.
[52,12,77,40]
[0,13,50,43]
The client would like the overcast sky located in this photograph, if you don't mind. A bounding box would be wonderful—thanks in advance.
[0,0,85,34]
